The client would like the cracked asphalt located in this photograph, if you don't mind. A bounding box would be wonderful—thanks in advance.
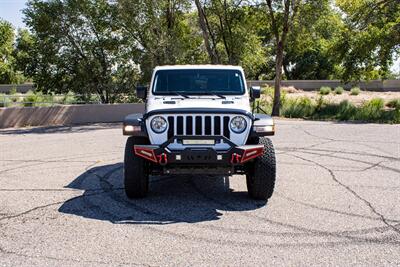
[0,120,399,266]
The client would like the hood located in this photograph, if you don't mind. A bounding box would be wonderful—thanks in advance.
[146,95,251,113]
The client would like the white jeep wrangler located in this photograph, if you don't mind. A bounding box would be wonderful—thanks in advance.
[123,65,276,200]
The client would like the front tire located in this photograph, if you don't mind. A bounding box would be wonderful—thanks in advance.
[246,137,276,200]
[124,137,149,198]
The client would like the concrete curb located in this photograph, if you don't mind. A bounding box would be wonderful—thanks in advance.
[0,103,145,128]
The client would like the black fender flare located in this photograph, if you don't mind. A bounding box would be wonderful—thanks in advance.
[123,113,148,137]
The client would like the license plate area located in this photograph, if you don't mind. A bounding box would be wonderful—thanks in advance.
[181,148,217,163]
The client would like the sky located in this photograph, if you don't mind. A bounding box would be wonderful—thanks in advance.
[0,0,27,29]
[0,0,399,74]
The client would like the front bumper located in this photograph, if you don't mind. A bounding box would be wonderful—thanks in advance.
[133,135,264,166]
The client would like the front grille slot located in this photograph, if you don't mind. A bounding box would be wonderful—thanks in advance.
[186,116,193,135]
[223,116,230,139]
[167,117,174,139]
[214,116,221,135]
[205,116,211,135]
[177,116,184,135]
[195,116,202,135]
[167,114,233,139]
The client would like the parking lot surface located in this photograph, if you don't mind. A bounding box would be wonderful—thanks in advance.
[0,120,399,266]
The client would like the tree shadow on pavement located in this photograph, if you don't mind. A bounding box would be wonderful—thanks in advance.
[58,163,267,224]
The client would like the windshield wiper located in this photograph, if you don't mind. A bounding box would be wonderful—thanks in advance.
[197,92,226,99]
[172,92,190,99]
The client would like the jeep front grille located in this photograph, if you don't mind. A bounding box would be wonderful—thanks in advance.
[167,115,230,139]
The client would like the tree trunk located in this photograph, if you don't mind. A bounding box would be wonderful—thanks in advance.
[165,0,176,64]
[194,0,219,64]
[272,41,284,116]
[98,88,106,103]
[218,14,232,64]
[105,89,109,104]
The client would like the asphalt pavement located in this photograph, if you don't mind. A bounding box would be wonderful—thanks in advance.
[0,120,399,266]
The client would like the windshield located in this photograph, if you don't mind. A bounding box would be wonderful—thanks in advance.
[152,69,245,95]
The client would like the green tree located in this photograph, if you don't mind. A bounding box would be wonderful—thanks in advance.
[195,0,220,64]
[283,0,344,80]
[265,0,300,116]
[335,0,400,81]
[24,0,140,103]
[194,1,268,78]
[118,0,205,82]
[13,29,35,81]
[0,19,25,84]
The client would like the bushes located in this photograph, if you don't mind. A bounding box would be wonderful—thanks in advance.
[281,97,315,118]
[254,98,272,114]
[0,94,9,107]
[334,86,344,95]
[319,86,358,96]
[319,86,331,95]
[386,99,400,110]
[267,96,399,123]
[355,98,384,121]
[61,91,77,104]
[336,100,357,120]
[350,87,361,95]
[23,90,43,107]
[0,90,142,107]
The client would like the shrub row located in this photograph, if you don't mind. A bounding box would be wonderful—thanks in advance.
[280,97,400,123]
[0,90,142,107]
[257,86,399,123]
[319,86,360,95]
[0,91,104,107]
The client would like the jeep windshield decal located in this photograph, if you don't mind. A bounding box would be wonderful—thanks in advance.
[152,69,245,95]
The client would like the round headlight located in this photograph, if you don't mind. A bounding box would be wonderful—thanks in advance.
[230,116,247,133]
[150,116,167,133]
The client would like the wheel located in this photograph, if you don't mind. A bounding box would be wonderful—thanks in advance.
[246,137,276,200]
[124,136,150,198]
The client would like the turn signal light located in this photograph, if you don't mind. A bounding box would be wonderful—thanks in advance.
[124,125,141,132]
[253,125,274,133]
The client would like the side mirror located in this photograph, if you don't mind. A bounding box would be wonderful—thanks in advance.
[136,85,147,100]
[250,86,261,100]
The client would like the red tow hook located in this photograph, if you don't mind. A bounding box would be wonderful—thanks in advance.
[157,153,168,165]
[230,153,242,164]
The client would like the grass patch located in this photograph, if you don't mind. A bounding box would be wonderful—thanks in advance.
[23,90,43,107]
[319,86,331,95]
[258,94,399,123]
[281,97,315,118]
[350,87,361,95]
[386,99,400,110]
[61,91,77,104]
[0,91,106,107]
[336,100,357,120]
[0,94,9,107]
[355,98,384,121]
[334,86,344,95]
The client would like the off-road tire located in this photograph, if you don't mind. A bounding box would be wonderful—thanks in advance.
[124,136,150,198]
[246,137,276,200]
